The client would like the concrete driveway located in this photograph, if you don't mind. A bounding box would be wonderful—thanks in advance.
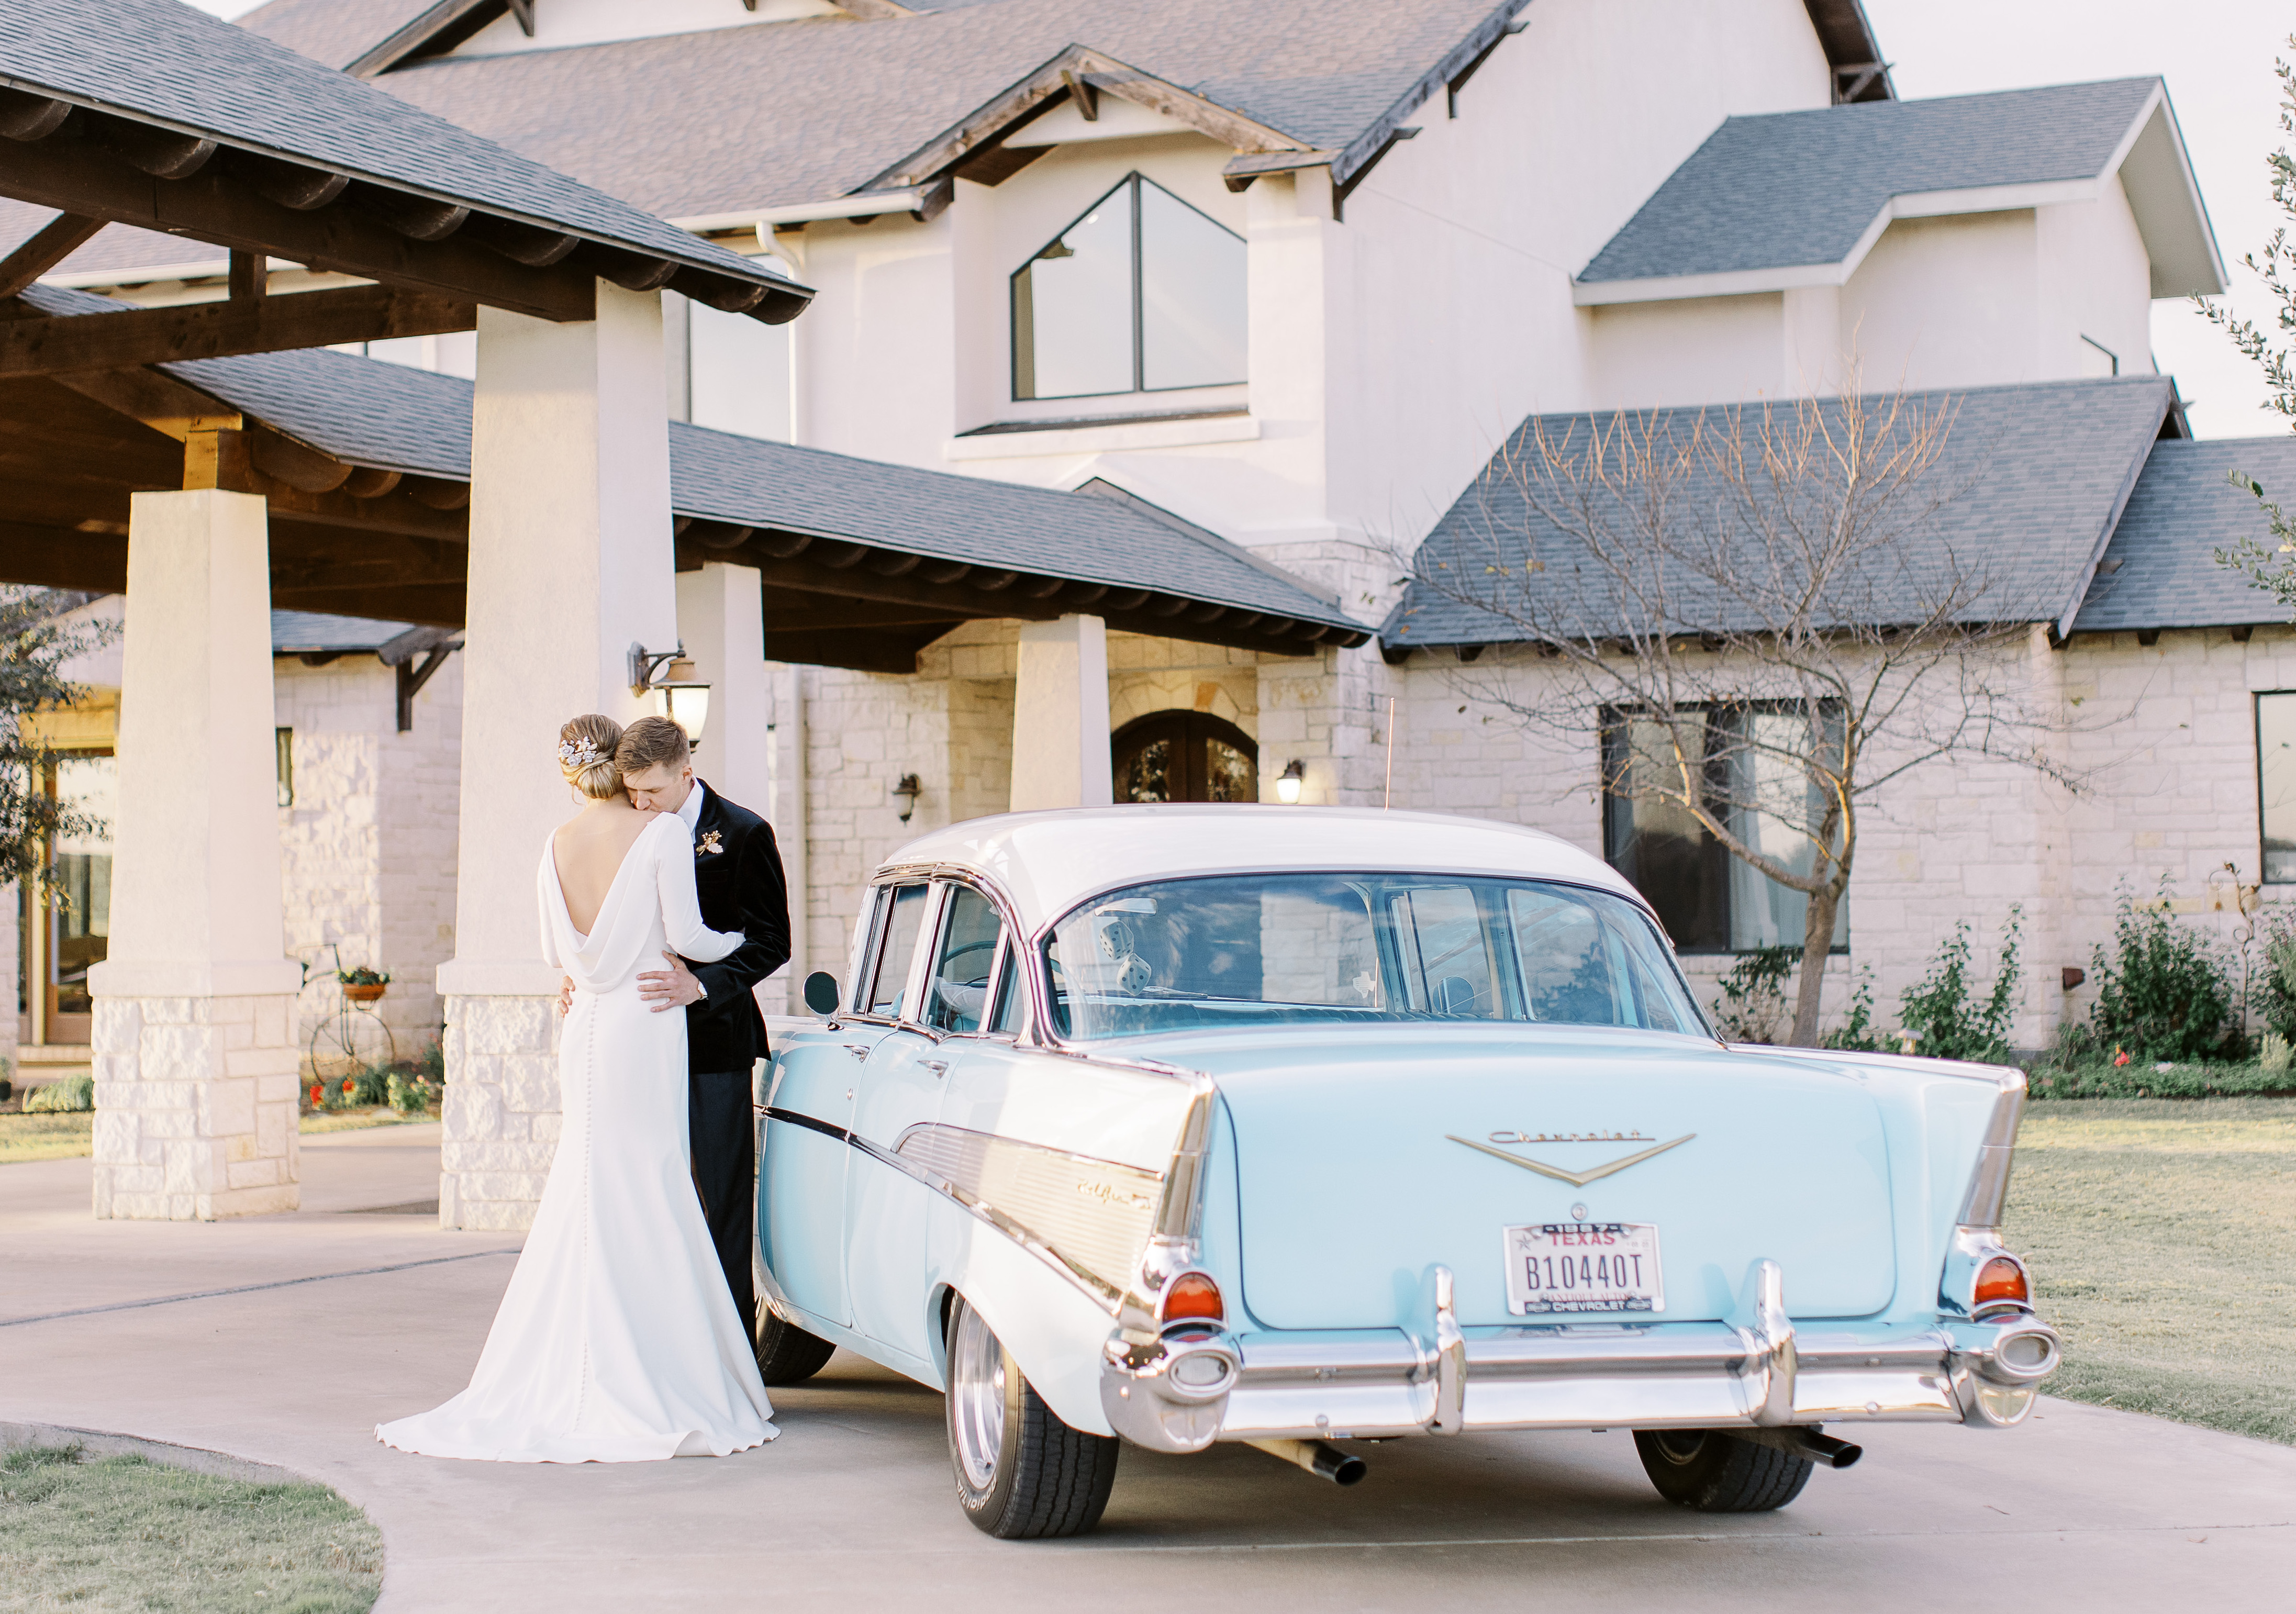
[3,1129,2289,1611]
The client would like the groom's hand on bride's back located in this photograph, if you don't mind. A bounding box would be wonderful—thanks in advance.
[637,950,705,1012]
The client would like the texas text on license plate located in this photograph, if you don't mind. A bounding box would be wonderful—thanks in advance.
[1503,1222,1664,1315]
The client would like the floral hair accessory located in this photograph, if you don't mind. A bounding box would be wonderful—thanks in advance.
[558,737,604,769]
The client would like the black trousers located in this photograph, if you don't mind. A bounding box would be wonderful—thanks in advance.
[688,1066,755,1330]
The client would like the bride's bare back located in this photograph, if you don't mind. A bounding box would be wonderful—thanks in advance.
[552,796,650,936]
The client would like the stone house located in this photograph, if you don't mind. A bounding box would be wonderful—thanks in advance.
[15,0,2292,1220]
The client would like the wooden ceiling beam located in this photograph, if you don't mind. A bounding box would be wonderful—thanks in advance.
[0,285,475,377]
[266,583,465,628]
[0,121,597,321]
[0,212,106,299]
[0,518,127,592]
[40,368,243,440]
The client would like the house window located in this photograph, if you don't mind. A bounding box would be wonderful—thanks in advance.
[1600,706,1847,954]
[2257,693,2296,881]
[1011,173,1247,401]
[276,728,294,808]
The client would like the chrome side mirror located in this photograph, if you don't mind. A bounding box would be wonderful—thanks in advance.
[803,971,842,1016]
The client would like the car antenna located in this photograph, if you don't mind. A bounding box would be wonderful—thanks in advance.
[1384,695,1397,809]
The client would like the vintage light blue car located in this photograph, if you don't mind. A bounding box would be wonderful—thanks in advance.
[751,807,2059,1538]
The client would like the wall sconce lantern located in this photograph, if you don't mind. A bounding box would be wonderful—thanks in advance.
[628,642,711,750]
[1275,759,1306,805]
[891,772,922,823]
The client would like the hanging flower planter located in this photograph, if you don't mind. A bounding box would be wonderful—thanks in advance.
[338,966,391,1005]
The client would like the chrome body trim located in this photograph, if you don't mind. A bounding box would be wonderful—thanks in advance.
[1429,1265,1466,1433]
[1090,1305,2062,1445]
[1735,1259,1798,1427]
[1955,1072,2028,1228]
[1100,1326,1241,1453]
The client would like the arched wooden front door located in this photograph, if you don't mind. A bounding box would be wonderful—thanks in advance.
[1112,711,1259,803]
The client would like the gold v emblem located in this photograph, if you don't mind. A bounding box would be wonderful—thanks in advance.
[1446,1132,1697,1187]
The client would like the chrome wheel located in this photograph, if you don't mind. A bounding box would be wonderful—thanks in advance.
[950,1300,1008,1491]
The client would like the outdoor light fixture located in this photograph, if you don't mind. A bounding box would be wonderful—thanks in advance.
[627,640,684,697]
[629,643,711,751]
[1275,760,1305,805]
[891,773,922,823]
[649,662,712,751]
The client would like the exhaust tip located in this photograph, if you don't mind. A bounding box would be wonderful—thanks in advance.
[1247,1436,1369,1486]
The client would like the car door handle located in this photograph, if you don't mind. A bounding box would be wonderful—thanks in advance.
[843,1044,872,1060]
[919,1059,948,1076]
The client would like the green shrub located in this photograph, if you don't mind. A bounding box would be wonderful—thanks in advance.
[1710,945,1795,1043]
[2028,1060,2294,1100]
[24,1073,93,1112]
[386,1070,438,1116]
[2089,885,2238,1062]
[1821,965,1884,1051]
[2255,910,2296,1045]
[1899,908,2022,1064]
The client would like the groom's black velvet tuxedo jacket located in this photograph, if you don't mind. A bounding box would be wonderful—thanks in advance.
[682,782,790,1071]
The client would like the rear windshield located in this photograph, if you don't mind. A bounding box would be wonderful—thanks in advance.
[1043,873,1708,1041]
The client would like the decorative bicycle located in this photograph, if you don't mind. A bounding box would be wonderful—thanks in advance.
[300,944,398,1083]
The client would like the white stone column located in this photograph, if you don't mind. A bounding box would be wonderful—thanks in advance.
[1009,614,1113,811]
[88,489,302,1220]
[674,561,772,816]
[437,283,679,1232]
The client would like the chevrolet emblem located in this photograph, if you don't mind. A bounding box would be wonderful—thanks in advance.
[1446,1131,1696,1187]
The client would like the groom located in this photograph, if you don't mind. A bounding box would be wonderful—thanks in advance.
[612,716,790,1329]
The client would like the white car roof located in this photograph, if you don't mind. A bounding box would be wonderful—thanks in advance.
[879,806,1652,934]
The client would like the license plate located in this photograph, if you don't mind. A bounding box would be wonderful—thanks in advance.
[1503,1222,1664,1315]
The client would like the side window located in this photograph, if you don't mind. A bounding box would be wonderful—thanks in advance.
[1387,885,1500,1018]
[924,885,1004,1034]
[865,883,930,1018]
[988,939,1025,1037]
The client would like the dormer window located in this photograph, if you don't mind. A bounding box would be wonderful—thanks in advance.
[1010,173,1246,402]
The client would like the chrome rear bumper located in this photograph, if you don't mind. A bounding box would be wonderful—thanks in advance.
[1102,1285,2059,1454]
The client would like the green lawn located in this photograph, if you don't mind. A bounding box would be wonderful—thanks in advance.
[2007,1098,2296,1444]
[0,1445,382,1613]
[0,1109,429,1165]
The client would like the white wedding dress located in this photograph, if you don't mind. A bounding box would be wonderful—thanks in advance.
[377,811,779,1463]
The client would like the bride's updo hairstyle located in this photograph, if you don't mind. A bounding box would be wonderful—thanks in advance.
[557,714,626,800]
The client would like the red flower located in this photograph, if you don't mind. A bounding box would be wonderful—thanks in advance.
[308,1084,324,1106]
[2113,1046,2131,1067]
[341,1077,356,1096]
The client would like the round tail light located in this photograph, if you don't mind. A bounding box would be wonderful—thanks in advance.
[1161,1271,1224,1324]
[1974,1256,2029,1308]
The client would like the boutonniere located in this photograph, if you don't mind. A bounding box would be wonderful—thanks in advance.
[696,830,724,856]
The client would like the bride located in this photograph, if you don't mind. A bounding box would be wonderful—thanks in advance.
[378,714,778,1463]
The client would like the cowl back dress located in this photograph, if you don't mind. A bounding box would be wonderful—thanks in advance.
[377,810,779,1462]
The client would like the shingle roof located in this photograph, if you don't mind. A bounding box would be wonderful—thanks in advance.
[271,609,418,652]
[1578,79,2162,286]
[218,0,1528,219]
[1385,376,2176,651]
[17,283,1361,640]
[2073,437,2296,632]
[0,0,790,294]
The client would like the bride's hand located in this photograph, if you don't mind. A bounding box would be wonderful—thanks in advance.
[555,974,574,1016]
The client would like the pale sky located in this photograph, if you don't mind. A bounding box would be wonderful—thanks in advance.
[188,0,2292,438]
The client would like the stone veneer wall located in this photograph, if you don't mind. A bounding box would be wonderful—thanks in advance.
[438,991,560,1230]
[90,992,301,1219]
[274,654,464,1054]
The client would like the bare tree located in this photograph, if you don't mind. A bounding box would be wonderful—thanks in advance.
[1399,380,2075,1047]
[2204,38,2296,597]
